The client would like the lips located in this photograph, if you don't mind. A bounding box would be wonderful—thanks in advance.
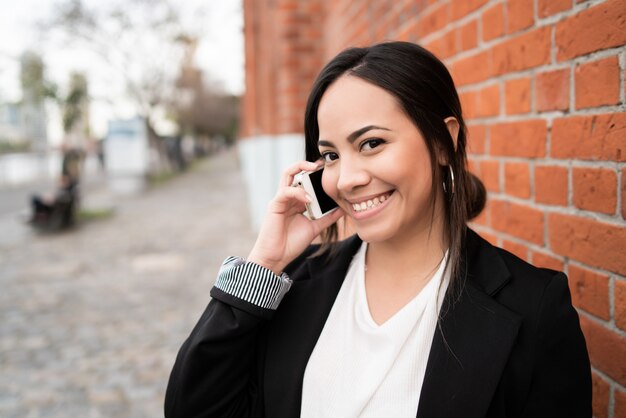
[348,191,394,213]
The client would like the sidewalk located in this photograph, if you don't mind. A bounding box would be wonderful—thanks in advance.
[0,148,257,417]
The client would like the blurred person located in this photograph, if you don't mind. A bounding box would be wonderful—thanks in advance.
[165,42,591,418]
[29,173,78,228]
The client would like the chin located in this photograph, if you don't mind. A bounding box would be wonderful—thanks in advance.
[354,221,399,244]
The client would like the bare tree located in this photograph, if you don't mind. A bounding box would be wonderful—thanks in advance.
[62,72,90,145]
[41,0,205,164]
[172,38,239,142]
[19,51,57,151]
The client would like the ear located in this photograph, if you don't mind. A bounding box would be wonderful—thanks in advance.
[444,117,460,150]
[437,117,460,166]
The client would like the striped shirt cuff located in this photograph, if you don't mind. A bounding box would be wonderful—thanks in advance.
[213,256,292,310]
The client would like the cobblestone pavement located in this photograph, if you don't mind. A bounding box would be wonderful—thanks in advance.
[0,149,258,417]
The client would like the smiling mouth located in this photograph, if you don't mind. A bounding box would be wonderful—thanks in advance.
[350,191,394,213]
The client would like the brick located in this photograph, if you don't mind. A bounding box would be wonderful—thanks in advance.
[468,157,480,174]
[480,160,500,192]
[424,29,457,59]
[502,239,529,261]
[556,0,626,60]
[490,120,547,157]
[623,169,626,219]
[467,155,480,175]
[535,69,570,112]
[482,3,505,41]
[551,113,626,162]
[507,0,534,33]
[575,56,620,109]
[579,316,626,386]
[616,280,626,332]
[451,0,489,20]
[457,19,478,52]
[591,372,609,418]
[535,165,568,206]
[492,200,544,244]
[467,124,486,154]
[419,2,450,37]
[493,26,551,75]
[397,19,420,43]
[572,167,617,214]
[476,84,500,117]
[504,162,531,199]
[459,90,478,119]
[538,0,571,17]
[451,50,493,86]
[568,265,610,320]
[548,213,626,275]
[616,388,626,418]
[531,251,564,271]
[504,77,531,114]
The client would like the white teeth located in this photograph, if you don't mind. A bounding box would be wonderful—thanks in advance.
[351,193,391,213]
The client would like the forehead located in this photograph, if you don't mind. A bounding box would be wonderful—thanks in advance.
[317,75,404,136]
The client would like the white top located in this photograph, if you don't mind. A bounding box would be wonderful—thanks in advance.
[301,242,450,417]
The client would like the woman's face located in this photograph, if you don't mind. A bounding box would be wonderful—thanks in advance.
[317,75,441,245]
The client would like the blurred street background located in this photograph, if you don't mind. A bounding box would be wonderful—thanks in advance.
[0,149,256,417]
[1,1,250,416]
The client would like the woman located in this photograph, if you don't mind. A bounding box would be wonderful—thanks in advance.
[165,42,591,418]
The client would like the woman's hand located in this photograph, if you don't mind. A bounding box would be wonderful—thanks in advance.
[247,160,344,275]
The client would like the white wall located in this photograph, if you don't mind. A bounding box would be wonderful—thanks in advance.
[237,134,305,230]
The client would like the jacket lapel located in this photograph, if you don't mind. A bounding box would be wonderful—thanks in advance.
[416,230,523,418]
[263,236,362,417]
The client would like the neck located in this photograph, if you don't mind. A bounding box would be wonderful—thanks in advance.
[365,215,447,286]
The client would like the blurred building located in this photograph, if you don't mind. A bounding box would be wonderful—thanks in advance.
[0,100,47,152]
[240,1,626,415]
[0,52,50,152]
[0,103,24,143]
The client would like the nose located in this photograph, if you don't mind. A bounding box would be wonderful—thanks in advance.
[336,158,370,194]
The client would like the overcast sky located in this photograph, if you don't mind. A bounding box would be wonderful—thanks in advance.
[0,0,244,141]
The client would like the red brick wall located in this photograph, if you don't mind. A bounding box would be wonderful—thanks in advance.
[242,0,324,136]
[242,1,626,415]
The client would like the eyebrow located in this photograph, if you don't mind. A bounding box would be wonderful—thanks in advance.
[318,125,391,147]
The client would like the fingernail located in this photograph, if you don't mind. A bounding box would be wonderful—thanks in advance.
[305,194,312,202]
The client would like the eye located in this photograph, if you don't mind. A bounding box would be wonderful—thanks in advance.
[320,151,338,162]
[360,138,385,151]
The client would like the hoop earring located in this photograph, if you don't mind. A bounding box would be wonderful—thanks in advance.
[443,165,455,196]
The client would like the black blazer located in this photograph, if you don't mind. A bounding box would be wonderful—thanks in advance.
[165,229,591,417]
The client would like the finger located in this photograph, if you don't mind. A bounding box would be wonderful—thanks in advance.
[270,186,312,213]
[282,197,308,217]
[279,160,322,188]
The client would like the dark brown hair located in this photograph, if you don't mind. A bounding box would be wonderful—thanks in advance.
[304,41,486,286]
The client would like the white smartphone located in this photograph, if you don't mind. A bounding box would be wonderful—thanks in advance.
[293,167,339,219]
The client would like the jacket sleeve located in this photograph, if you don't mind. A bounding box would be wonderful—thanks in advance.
[522,272,592,418]
[164,257,292,418]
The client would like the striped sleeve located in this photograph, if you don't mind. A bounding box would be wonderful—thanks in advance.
[213,256,292,310]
